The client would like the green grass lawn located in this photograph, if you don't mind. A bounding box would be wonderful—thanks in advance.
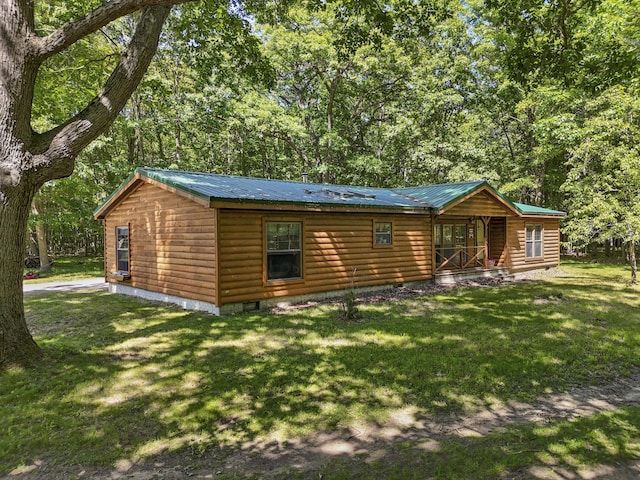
[23,256,104,282]
[3,261,640,478]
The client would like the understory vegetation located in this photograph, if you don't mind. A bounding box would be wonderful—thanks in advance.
[3,261,640,478]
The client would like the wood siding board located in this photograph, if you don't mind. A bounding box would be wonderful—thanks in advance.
[95,174,144,219]
[103,182,217,304]
[439,188,519,217]
[218,209,432,305]
[143,176,211,208]
[506,218,561,272]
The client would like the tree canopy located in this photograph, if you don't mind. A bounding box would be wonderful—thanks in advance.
[2,0,639,367]
[27,0,640,267]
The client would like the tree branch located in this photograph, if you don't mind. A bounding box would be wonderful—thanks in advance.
[34,0,193,59]
[29,6,171,182]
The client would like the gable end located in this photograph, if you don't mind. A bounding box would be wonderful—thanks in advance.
[94,170,210,220]
[439,186,520,217]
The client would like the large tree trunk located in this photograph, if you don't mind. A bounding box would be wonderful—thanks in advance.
[0,1,41,366]
[0,0,175,368]
[0,182,42,367]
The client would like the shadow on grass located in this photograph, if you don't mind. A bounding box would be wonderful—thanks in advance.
[306,406,640,480]
[2,266,639,478]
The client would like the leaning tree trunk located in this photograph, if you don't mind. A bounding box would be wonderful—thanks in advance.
[0,181,42,367]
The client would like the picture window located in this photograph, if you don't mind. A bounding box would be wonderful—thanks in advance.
[266,222,302,280]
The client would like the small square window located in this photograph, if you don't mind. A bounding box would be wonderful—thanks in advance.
[375,222,392,245]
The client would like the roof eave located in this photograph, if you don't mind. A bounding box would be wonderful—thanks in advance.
[209,196,432,213]
[520,213,567,219]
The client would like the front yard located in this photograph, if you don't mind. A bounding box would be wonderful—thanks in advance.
[2,261,640,479]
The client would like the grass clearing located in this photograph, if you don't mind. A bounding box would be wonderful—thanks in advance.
[23,256,104,282]
[3,261,640,478]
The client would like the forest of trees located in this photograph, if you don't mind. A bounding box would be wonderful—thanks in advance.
[32,0,639,261]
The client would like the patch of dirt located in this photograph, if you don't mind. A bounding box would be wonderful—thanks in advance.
[271,267,567,314]
[9,371,640,480]
[270,275,517,314]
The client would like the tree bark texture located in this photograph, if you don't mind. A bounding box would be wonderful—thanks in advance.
[0,185,42,367]
[0,0,178,368]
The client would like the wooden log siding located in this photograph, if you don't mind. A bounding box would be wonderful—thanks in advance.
[444,191,515,217]
[218,209,433,304]
[104,182,218,304]
[506,217,561,271]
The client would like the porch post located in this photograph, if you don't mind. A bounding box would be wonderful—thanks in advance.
[481,216,490,268]
[430,212,436,277]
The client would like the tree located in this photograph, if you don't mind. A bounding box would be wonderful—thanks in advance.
[0,0,192,368]
[562,86,640,283]
[473,0,640,214]
[1,0,439,368]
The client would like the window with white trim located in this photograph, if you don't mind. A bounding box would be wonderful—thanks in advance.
[116,226,130,273]
[525,224,543,258]
[266,222,302,280]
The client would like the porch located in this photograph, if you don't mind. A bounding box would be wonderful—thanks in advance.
[434,217,507,275]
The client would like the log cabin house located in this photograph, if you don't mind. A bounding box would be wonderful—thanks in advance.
[94,168,566,314]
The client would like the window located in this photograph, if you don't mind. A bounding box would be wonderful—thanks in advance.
[525,224,543,258]
[266,222,302,280]
[375,222,392,245]
[116,226,129,273]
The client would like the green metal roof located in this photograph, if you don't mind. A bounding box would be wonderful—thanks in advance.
[113,168,432,211]
[94,168,566,218]
[394,181,488,211]
[513,202,566,217]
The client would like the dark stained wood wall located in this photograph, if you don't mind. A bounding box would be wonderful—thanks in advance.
[489,217,507,266]
[104,182,218,304]
[218,209,433,304]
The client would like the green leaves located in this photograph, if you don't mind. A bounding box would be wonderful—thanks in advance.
[29,0,640,271]
[563,85,640,246]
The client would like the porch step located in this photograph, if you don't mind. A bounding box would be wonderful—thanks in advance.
[434,267,513,285]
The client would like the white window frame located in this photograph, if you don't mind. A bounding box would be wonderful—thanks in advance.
[116,226,130,273]
[525,224,543,259]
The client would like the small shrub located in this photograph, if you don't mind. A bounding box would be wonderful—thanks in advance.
[339,287,361,321]
[339,268,362,321]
